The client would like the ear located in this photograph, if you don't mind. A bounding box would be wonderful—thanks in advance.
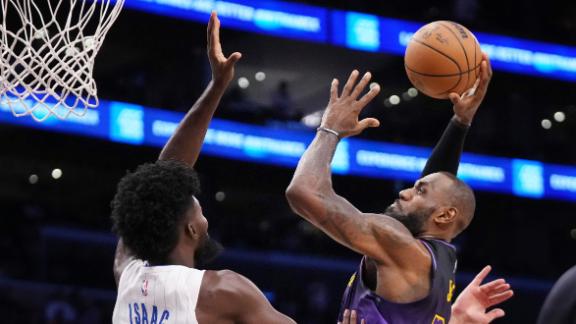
[434,207,458,225]
[186,222,200,240]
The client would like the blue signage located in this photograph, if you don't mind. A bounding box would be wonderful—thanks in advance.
[512,159,545,198]
[122,0,328,42]
[2,98,576,202]
[120,0,576,82]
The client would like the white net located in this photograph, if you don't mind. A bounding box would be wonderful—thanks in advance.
[0,0,124,121]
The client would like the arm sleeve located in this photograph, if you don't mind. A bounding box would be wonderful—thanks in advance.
[421,118,470,177]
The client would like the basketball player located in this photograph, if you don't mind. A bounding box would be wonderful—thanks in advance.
[286,54,512,323]
[111,12,295,324]
[110,11,510,324]
[341,265,513,324]
[537,265,576,323]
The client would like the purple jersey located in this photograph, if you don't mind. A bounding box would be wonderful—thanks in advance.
[338,239,457,324]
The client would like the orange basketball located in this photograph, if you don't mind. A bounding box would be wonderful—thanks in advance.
[404,21,482,99]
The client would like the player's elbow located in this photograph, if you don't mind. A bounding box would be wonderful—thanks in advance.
[285,184,306,212]
[285,184,317,218]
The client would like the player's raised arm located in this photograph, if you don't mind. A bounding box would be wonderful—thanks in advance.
[421,53,492,177]
[158,11,241,166]
[286,71,429,267]
[114,12,240,285]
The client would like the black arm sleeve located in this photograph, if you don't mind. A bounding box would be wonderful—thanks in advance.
[421,118,469,177]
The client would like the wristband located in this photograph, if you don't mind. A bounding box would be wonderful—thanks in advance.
[317,126,340,139]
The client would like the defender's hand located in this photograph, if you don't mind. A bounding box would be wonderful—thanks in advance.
[338,309,366,324]
[207,12,242,87]
[320,70,381,138]
[451,266,514,324]
[449,52,492,126]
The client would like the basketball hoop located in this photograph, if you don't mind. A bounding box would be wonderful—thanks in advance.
[0,0,124,121]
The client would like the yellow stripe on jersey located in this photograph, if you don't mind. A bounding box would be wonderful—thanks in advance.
[447,280,456,302]
[347,273,356,287]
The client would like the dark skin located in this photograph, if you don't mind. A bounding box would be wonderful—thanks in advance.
[286,59,494,305]
[113,12,294,324]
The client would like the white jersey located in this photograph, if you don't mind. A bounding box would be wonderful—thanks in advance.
[113,259,205,324]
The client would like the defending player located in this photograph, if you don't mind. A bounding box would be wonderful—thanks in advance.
[111,12,295,324]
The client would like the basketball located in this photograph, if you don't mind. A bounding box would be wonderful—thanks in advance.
[404,21,482,99]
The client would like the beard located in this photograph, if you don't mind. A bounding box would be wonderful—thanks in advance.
[194,234,224,266]
[384,202,434,237]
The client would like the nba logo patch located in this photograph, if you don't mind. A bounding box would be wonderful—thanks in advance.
[141,279,149,296]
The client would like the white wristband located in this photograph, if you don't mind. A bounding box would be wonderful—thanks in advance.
[317,126,340,139]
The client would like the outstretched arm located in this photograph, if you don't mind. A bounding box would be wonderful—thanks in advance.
[158,12,241,166]
[200,270,296,323]
[450,266,513,324]
[422,53,493,177]
[114,12,241,286]
[286,71,429,267]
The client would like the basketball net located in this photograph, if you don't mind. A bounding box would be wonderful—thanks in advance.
[0,0,124,121]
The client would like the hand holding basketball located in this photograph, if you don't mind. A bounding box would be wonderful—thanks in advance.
[451,52,493,126]
[320,70,381,139]
[207,12,242,87]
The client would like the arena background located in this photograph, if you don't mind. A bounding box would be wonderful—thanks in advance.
[1,0,576,323]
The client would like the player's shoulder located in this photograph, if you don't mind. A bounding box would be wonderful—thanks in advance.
[201,269,257,297]
[198,270,263,315]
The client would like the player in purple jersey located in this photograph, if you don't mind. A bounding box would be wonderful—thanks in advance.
[341,265,513,324]
[287,55,512,323]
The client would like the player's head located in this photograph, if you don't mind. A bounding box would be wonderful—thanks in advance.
[111,160,222,266]
[385,172,475,240]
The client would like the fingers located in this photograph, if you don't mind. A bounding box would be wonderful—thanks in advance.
[208,11,223,58]
[341,309,350,324]
[474,57,491,99]
[358,83,381,106]
[207,12,215,50]
[350,310,358,324]
[471,265,492,286]
[479,278,506,292]
[488,290,514,306]
[350,72,372,99]
[485,308,506,322]
[483,52,493,77]
[226,52,242,66]
[482,282,510,295]
[358,118,380,131]
[330,78,340,101]
[448,93,461,105]
[341,309,363,324]
[463,78,480,98]
[341,70,360,97]
[492,283,511,294]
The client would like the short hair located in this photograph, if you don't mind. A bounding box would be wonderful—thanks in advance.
[439,172,476,232]
[111,160,201,264]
